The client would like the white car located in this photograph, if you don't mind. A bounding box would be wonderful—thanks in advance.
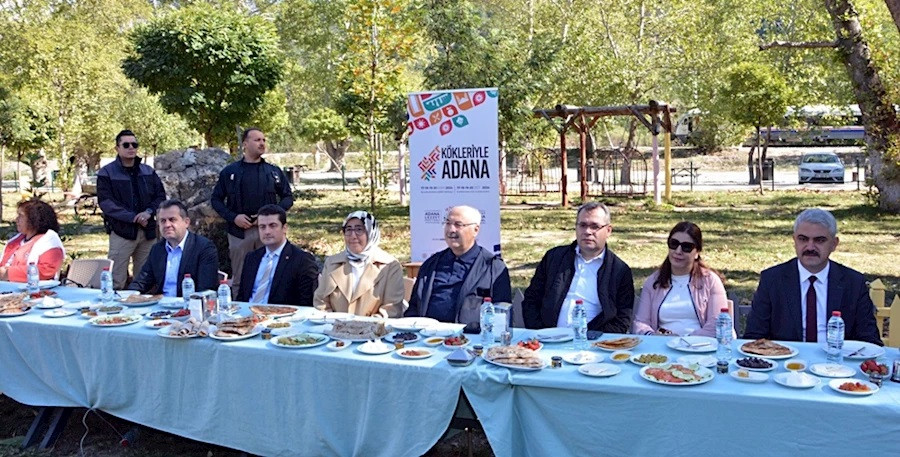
[798,152,845,184]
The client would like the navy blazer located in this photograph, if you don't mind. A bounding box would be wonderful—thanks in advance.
[127,232,219,296]
[521,242,634,333]
[236,241,319,307]
[743,259,883,345]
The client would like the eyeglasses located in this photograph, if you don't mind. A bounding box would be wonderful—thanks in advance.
[576,222,609,232]
[667,238,697,252]
[444,220,477,229]
[342,226,366,235]
[120,142,139,149]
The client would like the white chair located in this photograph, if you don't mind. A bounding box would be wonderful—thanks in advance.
[64,258,114,289]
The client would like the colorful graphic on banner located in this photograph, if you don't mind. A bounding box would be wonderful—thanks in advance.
[408,88,501,261]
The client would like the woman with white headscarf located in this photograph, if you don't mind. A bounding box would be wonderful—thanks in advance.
[313,211,406,317]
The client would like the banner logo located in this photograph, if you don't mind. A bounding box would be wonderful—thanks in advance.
[418,147,441,181]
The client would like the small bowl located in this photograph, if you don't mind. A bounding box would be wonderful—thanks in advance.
[783,358,807,372]
[442,336,470,350]
[609,350,633,363]
[326,340,351,351]
[423,337,445,347]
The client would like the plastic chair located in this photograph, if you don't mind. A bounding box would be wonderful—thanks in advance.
[64,258,113,289]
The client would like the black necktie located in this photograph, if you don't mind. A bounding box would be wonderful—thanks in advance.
[806,276,817,342]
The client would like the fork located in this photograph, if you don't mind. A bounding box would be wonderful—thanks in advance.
[845,347,866,358]
[679,337,711,349]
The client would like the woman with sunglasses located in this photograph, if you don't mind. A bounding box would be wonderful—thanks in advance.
[313,210,406,317]
[632,221,727,337]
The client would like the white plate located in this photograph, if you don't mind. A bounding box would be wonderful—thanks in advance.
[32,297,64,309]
[483,355,545,372]
[639,364,715,386]
[209,324,263,341]
[396,348,434,359]
[270,333,330,348]
[307,312,355,324]
[840,341,886,360]
[388,317,439,332]
[382,331,422,345]
[116,295,161,307]
[733,358,779,372]
[325,340,352,351]
[667,336,717,353]
[562,351,602,365]
[262,321,295,335]
[630,353,670,366]
[18,280,60,290]
[420,323,466,337]
[357,341,394,355]
[773,371,820,389]
[43,309,76,318]
[828,378,879,396]
[145,319,177,329]
[157,325,203,339]
[677,354,717,368]
[809,363,855,378]
[89,314,142,327]
[738,342,799,360]
[578,363,621,377]
[730,369,769,383]
[0,307,32,317]
[160,297,187,309]
[535,327,575,343]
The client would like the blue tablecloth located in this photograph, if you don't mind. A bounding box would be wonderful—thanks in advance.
[0,284,467,457]
[463,332,900,457]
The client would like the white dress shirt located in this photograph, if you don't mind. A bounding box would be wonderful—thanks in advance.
[798,260,830,342]
[557,246,605,327]
[250,240,287,304]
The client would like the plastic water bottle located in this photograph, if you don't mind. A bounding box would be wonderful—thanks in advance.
[716,307,733,373]
[826,311,845,364]
[216,280,232,316]
[181,274,195,305]
[26,262,40,295]
[572,299,588,351]
[99,267,113,302]
[480,297,495,347]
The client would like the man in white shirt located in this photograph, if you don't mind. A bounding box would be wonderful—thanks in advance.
[744,208,882,345]
[521,202,634,333]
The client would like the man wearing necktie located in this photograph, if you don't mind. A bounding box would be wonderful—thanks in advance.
[236,205,318,306]
[744,208,882,345]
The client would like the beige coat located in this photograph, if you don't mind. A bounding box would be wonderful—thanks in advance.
[313,248,406,318]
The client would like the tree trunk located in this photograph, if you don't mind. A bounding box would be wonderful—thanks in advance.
[825,0,900,211]
[747,143,758,185]
[620,119,637,185]
[884,0,900,35]
[325,138,351,172]
[756,126,764,193]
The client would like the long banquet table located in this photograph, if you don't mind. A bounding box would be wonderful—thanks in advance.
[2,282,899,457]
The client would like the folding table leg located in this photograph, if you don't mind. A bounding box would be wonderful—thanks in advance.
[39,407,73,450]
[22,407,54,449]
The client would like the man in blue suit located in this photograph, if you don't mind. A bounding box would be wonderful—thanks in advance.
[128,200,219,296]
[744,208,882,345]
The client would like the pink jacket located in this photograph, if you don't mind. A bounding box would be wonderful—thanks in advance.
[632,268,727,337]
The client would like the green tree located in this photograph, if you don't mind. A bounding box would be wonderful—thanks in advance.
[122,4,284,146]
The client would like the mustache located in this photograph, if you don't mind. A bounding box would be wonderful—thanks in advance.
[446,233,460,239]
[802,250,819,257]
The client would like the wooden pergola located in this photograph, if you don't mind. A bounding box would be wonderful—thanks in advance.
[533,100,677,206]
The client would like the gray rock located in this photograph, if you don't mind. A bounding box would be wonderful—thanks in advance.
[155,148,232,227]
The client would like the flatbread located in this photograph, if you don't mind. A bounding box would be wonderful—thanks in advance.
[0,293,28,314]
[327,320,387,340]
[485,346,544,367]
[741,339,792,356]
[593,337,641,350]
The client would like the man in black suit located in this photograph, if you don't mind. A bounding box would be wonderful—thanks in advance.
[521,202,634,333]
[744,208,882,345]
[237,204,318,306]
[128,199,219,296]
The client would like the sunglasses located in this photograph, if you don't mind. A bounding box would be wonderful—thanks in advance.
[667,238,697,252]
[120,142,139,149]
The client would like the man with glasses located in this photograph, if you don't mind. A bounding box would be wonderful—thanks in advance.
[236,205,318,306]
[405,205,511,330]
[97,129,167,289]
[212,127,293,299]
[744,208,882,345]
[522,202,634,333]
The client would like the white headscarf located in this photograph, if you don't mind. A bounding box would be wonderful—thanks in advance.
[343,211,381,265]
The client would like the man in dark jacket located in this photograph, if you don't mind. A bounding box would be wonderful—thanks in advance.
[97,130,167,289]
[211,127,293,298]
[405,205,511,331]
[128,200,219,296]
[522,202,634,333]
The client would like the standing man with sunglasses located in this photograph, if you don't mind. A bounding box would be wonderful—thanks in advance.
[405,205,511,331]
[522,202,634,333]
[211,127,293,298]
[97,129,167,289]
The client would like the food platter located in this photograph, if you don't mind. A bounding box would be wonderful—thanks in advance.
[116,294,162,307]
[482,354,546,372]
[89,314,142,327]
[145,319,176,329]
[666,336,717,353]
[157,325,202,339]
[639,363,715,386]
[738,339,798,360]
[676,354,717,368]
[592,337,641,351]
[357,340,394,355]
[733,357,779,372]
[534,327,574,343]
[809,363,855,378]
[0,306,32,317]
[250,304,302,318]
[730,369,769,384]
[43,309,76,318]
[31,297,64,309]
[578,363,621,377]
[325,340,351,351]
[208,324,263,342]
[396,348,434,359]
[561,351,602,365]
[839,341,886,360]
[270,333,330,349]
[442,336,470,349]
[773,372,820,389]
[388,317,439,332]
[828,378,879,396]
[307,311,354,324]
[262,320,295,335]
[629,353,670,366]
[382,331,421,345]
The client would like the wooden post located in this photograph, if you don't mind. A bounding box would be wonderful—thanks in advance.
[560,127,568,207]
[664,131,672,201]
[870,278,886,307]
[579,117,588,202]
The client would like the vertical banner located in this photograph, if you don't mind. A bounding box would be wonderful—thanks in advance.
[407,88,500,261]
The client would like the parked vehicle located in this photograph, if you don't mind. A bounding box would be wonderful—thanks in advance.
[798,152,845,184]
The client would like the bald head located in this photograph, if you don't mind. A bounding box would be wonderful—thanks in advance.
[444,205,481,256]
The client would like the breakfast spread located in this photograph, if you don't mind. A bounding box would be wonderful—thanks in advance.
[327,320,388,340]
[215,316,260,338]
[485,345,544,368]
[643,364,710,384]
[740,339,792,356]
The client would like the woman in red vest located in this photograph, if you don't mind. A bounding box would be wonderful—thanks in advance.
[0,200,65,282]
